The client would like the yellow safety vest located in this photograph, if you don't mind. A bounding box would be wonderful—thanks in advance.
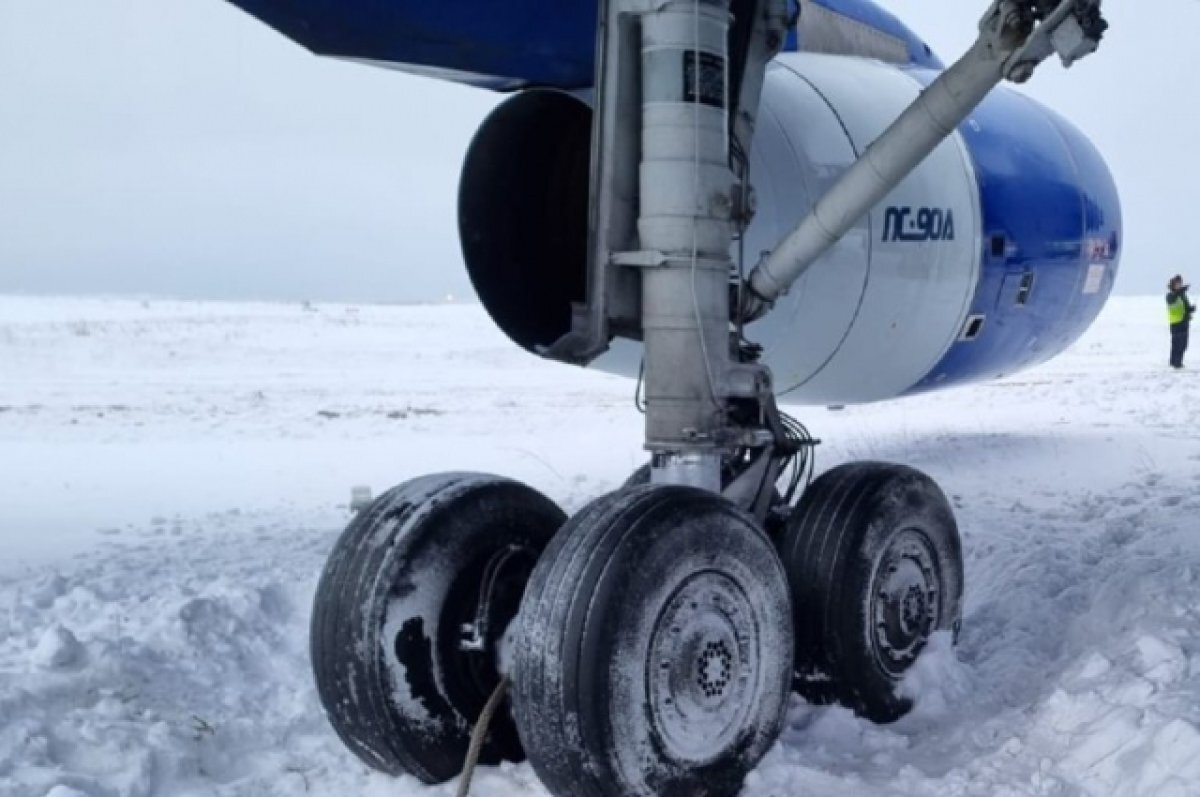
[1168,294,1187,324]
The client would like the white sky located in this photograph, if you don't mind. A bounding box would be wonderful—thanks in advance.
[1,0,1196,301]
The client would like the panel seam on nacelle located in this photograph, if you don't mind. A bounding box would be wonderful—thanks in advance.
[771,57,874,399]
[1033,96,1091,312]
[893,66,984,395]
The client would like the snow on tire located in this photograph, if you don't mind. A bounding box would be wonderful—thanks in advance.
[512,485,793,797]
[779,461,964,723]
[309,472,565,783]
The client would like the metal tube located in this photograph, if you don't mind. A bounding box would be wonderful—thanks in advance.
[745,0,1107,308]
[747,36,1004,304]
[638,0,733,491]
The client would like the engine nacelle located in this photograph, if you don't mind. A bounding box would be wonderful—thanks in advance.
[459,53,1121,405]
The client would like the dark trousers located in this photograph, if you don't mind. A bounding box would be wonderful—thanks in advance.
[1171,323,1189,367]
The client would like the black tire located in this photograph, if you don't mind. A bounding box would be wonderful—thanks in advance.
[779,461,963,723]
[512,485,793,797]
[310,472,565,782]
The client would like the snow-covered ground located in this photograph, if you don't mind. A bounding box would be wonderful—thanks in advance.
[1,294,1198,797]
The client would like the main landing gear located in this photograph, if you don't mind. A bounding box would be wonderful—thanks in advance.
[307,0,1108,792]
[310,462,963,795]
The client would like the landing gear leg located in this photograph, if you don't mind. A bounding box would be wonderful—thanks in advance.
[512,1,797,794]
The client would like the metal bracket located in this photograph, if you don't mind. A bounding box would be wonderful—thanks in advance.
[459,544,524,653]
[539,0,645,366]
[729,0,793,176]
[1003,0,1108,81]
[611,251,670,268]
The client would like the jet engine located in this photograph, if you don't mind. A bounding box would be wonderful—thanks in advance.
[459,52,1121,404]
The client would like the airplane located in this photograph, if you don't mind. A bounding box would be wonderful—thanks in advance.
[221,0,1117,794]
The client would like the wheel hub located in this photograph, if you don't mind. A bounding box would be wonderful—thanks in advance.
[901,583,927,633]
[871,530,940,675]
[697,639,734,698]
[648,572,758,764]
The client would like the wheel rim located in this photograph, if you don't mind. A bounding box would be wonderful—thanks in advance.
[647,571,759,764]
[870,528,941,676]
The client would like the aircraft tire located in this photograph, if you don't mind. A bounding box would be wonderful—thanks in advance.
[779,461,963,723]
[511,485,793,797]
[310,472,564,783]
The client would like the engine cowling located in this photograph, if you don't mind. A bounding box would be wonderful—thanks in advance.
[458,53,1121,405]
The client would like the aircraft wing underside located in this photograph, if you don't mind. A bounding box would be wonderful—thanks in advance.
[223,0,939,91]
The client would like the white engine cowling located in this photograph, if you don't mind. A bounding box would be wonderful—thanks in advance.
[459,53,1120,405]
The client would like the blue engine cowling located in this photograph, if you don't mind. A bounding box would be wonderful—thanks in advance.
[907,70,1122,394]
[734,53,1122,404]
[458,53,1121,405]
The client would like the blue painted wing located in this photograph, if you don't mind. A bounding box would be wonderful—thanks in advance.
[223,0,937,91]
[226,0,599,90]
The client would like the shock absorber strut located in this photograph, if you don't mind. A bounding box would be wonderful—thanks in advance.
[637,0,734,490]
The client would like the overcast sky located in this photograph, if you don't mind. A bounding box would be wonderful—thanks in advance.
[1,1,1196,301]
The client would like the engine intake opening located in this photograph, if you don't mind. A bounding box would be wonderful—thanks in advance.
[459,90,592,353]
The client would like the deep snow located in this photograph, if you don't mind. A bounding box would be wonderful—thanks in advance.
[1,295,1198,797]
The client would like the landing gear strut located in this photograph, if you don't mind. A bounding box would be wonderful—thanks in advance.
[309,1,1108,793]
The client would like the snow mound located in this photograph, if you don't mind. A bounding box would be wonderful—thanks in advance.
[898,632,974,720]
[30,625,85,671]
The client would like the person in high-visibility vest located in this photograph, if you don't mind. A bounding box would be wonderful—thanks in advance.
[1167,275,1195,369]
